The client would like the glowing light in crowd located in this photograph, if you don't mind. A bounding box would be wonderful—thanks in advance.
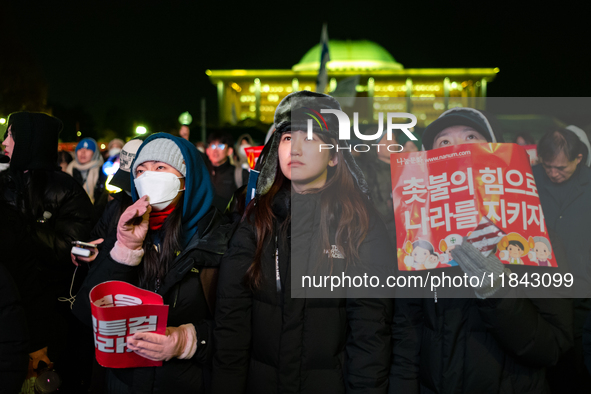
[178,112,192,125]
[0,118,6,124]
[100,144,106,149]
[77,131,82,137]
[135,126,147,135]
[105,174,122,193]
[102,160,120,176]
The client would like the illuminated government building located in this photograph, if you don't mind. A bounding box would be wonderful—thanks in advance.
[206,40,498,127]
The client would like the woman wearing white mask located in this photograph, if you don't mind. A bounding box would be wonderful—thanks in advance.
[75,133,232,393]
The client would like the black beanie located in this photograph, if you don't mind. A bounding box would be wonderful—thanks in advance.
[5,112,63,171]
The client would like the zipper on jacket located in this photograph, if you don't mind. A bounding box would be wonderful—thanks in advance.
[275,235,281,292]
[173,284,180,308]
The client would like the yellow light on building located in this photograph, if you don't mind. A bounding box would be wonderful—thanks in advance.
[77,131,82,137]
[100,144,106,149]
[231,83,242,92]
[206,40,497,125]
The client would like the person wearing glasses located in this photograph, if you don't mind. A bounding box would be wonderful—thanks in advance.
[205,132,249,204]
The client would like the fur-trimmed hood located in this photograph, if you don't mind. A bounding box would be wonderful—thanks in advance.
[255,91,368,197]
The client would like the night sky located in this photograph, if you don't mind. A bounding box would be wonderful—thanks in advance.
[2,1,590,141]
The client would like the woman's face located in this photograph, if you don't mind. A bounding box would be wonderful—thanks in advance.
[136,161,186,208]
[433,126,488,149]
[278,130,337,193]
[77,148,94,165]
[2,126,14,158]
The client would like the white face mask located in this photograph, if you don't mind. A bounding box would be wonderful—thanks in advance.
[134,171,184,211]
[109,148,122,157]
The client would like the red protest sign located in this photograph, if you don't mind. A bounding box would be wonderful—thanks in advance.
[244,146,264,169]
[391,143,554,271]
[523,144,538,166]
[90,281,169,368]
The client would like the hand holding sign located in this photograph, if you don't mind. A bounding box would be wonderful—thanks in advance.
[117,196,151,250]
[127,324,196,361]
[391,143,554,271]
[90,281,169,368]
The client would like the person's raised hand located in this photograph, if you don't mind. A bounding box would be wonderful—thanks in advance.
[117,196,151,250]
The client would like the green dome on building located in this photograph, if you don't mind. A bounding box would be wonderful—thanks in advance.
[292,40,404,72]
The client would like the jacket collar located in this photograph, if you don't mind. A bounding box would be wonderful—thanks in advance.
[538,164,589,211]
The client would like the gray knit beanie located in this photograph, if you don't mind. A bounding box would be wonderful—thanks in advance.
[132,138,186,177]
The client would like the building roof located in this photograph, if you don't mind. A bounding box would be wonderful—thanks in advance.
[292,40,404,71]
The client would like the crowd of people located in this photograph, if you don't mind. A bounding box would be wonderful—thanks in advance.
[1,91,591,394]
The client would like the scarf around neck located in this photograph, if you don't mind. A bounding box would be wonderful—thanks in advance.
[149,204,176,231]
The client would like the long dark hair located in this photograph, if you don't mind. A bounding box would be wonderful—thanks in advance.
[244,133,371,290]
[139,194,184,289]
[244,163,290,290]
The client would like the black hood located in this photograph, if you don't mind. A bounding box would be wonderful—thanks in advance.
[5,111,63,171]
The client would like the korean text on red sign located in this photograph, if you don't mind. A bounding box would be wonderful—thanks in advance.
[244,146,264,169]
[391,143,555,271]
[90,281,169,368]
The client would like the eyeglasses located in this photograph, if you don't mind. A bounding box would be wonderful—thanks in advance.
[209,144,226,150]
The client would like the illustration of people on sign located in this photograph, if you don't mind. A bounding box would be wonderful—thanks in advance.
[404,239,443,270]
[528,236,553,267]
[438,234,462,268]
[404,236,462,271]
[498,233,535,265]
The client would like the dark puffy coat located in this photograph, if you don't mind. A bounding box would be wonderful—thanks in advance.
[390,244,574,394]
[0,169,93,352]
[533,164,591,292]
[73,207,232,394]
[533,163,591,391]
[0,263,29,394]
[213,189,394,394]
[392,109,573,393]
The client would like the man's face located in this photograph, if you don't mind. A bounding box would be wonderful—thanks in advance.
[206,140,230,166]
[77,148,93,165]
[541,151,582,184]
[432,125,488,149]
[534,242,550,260]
